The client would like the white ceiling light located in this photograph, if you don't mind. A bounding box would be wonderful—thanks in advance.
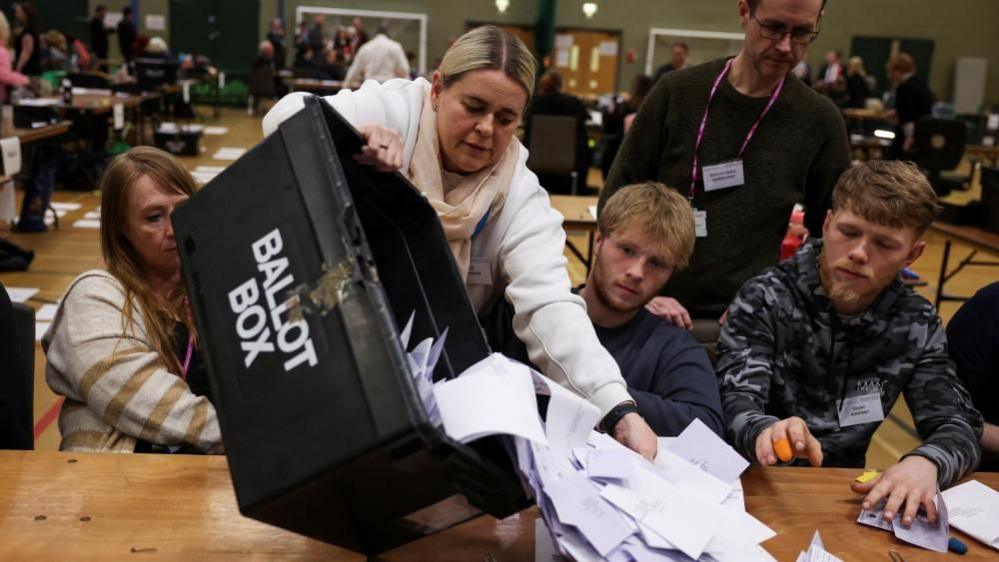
[582,2,598,18]
[496,0,510,14]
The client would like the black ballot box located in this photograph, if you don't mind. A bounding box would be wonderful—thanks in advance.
[171,95,528,554]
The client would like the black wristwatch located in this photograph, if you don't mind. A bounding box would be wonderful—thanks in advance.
[600,401,639,433]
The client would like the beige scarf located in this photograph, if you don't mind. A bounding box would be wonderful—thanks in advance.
[408,92,520,280]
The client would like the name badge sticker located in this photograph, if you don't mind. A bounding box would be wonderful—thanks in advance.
[693,209,708,238]
[467,257,492,285]
[702,159,745,192]
[837,393,885,427]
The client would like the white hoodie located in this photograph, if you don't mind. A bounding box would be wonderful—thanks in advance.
[262,78,631,417]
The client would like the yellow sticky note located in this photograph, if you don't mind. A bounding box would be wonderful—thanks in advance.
[855,470,880,483]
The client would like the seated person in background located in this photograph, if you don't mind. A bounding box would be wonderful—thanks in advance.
[319,47,346,81]
[40,29,71,71]
[44,147,222,454]
[947,281,999,471]
[141,36,173,62]
[523,70,590,195]
[488,182,724,437]
[252,40,275,72]
[843,56,871,109]
[718,161,982,526]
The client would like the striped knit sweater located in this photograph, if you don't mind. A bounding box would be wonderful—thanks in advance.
[43,270,222,453]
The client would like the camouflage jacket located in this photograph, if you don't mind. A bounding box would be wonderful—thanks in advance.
[717,239,982,487]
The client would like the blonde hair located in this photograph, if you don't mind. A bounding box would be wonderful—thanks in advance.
[598,182,695,270]
[847,56,865,77]
[100,147,198,374]
[888,52,916,75]
[831,160,940,236]
[438,25,536,103]
[44,29,66,53]
[0,11,10,45]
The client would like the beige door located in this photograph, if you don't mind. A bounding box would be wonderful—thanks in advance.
[552,29,620,101]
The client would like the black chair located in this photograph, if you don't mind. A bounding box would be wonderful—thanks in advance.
[912,118,968,197]
[68,72,111,89]
[249,64,276,117]
[526,114,579,195]
[0,283,34,450]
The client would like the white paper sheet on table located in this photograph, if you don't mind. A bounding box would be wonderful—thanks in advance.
[942,479,999,549]
[5,287,38,303]
[50,202,82,211]
[204,126,229,135]
[34,322,49,342]
[35,303,59,321]
[432,353,547,445]
[73,219,101,229]
[588,205,597,220]
[544,472,635,556]
[665,418,749,484]
[83,211,101,219]
[0,181,14,222]
[858,495,949,552]
[794,530,843,562]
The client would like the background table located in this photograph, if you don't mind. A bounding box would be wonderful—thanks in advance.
[1,451,996,561]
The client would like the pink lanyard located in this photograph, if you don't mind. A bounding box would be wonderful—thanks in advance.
[181,296,193,379]
[688,58,787,200]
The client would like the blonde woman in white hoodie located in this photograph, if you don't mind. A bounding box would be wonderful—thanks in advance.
[263,25,658,460]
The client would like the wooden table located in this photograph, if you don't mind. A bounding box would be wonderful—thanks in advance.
[2,451,996,561]
[286,78,344,95]
[927,220,999,307]
[12,121,72,144]
[966,143,999,167]
[550,194,598,271]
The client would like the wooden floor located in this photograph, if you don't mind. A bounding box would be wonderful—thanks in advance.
[3,107,995,470]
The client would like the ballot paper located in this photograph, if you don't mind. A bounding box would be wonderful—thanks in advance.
[72,219,101,229]
[5,286,38,303]
[204,126,229,136]
[544,472,635,556]
[83,211,101,220]
[433,353,547,445]
[665,418,749,485]
[588,205,597,220]
[50,202,82,211]
[212,147,246,161]
[857,495,949,552]
[0,181,14,222]
[794,530,843,562]
[942,479,999,549]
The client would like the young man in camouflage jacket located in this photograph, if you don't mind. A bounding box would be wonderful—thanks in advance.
[717,161,983,528]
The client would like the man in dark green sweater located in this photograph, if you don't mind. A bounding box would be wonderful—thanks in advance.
[601,0,850,322]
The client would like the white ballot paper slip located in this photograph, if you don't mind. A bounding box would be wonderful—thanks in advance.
[1,136,21,175]
[857,494,949,552]
[942,479,999,550]
[433,353,547,445]
[795,530,843,562]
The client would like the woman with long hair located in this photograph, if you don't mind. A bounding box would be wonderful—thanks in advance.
[264,26,658,459]
[12,3,39,75]
[44,147,222,453]
[0,11,28,102]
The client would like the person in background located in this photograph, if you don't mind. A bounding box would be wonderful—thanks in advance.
[718,161,982,526]
[13,3,40,75]
[308,14,325,55]
[343,25,409,85]
[41,30,71,71]
[654,42,689,82]
[349,16,368,51]
[886,52,933,157]
[601,73,653,180]
[117,6,137,64]
[88,4,112,67]
[843,56,871,109]
[265,25,661,460]
[266,17,286,70]
[602,0,850,329]
[816,49,842,90]
[792,60,812,86]
[0,11,29,103]
[947,281,999,472]
[142,37,173,62]
[294,20,310,67]
[524,70,590,195]
[319,47,346,81]
[66,31,91,72]
[44,147,222,454]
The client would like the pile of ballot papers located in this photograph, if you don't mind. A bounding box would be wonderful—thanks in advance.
[400,336,778,562]
[858,490,949,552]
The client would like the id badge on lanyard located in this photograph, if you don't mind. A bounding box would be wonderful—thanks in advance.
[687,59,785,210]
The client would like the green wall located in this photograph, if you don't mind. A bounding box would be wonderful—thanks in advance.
[85,1,999,107]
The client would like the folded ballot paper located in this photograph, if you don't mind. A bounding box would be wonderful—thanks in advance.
[857,492,949,552]
[795,531,842,562]
[941,480,999,550]
[413,348,777,561]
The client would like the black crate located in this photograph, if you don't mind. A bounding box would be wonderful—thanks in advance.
[171,96,528,554]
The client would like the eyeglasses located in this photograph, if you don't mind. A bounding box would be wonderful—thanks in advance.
[752,15,820,44]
